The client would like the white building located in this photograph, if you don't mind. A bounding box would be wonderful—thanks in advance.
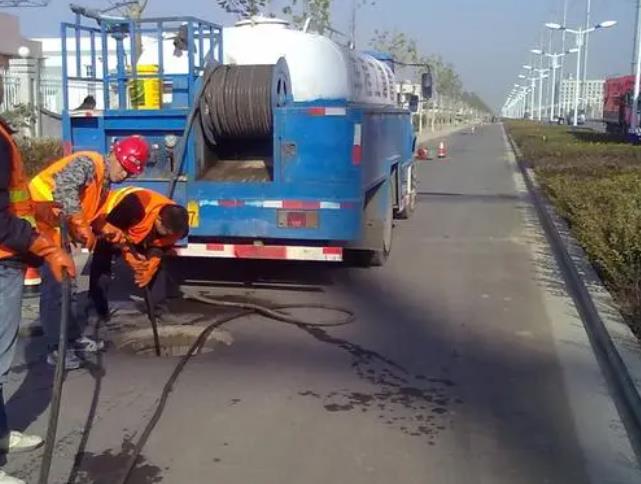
[559,78,604,119]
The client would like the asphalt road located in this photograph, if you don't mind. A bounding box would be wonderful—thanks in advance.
[5,123,641,483]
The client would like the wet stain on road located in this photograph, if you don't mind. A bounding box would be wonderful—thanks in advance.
[298,326,462,444]
[71,438,163,484]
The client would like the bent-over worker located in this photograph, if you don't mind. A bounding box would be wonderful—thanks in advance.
[89,187,189,320]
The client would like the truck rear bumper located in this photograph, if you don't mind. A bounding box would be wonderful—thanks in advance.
[176,243,343,262]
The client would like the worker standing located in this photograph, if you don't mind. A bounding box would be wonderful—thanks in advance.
[0,115,76,484]
[29,136,150,370]
[89,187,189,320]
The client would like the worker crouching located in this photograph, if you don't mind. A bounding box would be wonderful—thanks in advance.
[28,136,150,370]
[89,187,189,322]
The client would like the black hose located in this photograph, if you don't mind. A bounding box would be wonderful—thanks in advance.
[167,63,218,200]
[143,286,161,357]
[200,64,275,142]
[38,222,72,484]
[117,292,354,484]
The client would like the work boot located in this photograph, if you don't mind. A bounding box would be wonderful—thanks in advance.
[70,336,106,353]
[0,471,25,484]
[46,349,82,371]
[0,431,44,454]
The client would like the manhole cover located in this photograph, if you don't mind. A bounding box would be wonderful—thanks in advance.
[114,325,232,357]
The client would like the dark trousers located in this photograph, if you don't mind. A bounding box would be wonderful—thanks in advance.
[0,263,23,440]
[89,240,168,317]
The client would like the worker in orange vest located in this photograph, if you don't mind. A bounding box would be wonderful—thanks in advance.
[0,115,76,483]
[89,187,189,321]
[28,136,150,370]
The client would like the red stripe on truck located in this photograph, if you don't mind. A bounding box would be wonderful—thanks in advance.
[282,200,321,210]
[234,245,288,259]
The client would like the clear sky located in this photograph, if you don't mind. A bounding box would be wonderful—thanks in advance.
[2,0,637,110]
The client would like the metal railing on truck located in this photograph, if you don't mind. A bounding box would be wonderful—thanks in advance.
[60,14,223,112]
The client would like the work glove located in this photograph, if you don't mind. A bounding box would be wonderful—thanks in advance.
[100,222,128,246]
[29,234,77,282]
[134,255,161,288]
[122,248,149,274]
[33,201,63,228]
[68,213,96,250]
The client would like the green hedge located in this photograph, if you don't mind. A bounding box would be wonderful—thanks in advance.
[15,137,63,177]
[505,120,641,335]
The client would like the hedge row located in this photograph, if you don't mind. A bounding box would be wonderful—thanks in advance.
[505,120,641,335]
[15,137,63,177]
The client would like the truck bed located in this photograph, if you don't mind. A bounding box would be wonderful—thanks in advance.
[200,159,272,182]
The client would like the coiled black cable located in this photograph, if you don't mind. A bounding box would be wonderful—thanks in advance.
[200,64,277,142]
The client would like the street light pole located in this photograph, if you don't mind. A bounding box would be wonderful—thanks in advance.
[546,20,617,127]
[532,48,576,122]
[550,57,558,122]
[582,0,592,111]
[574,32,583,127]
[631,0,641,135]
[559,0,569,119]
[537,69,549,121]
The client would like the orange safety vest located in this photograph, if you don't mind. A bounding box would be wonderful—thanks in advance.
[0,123,36,260]
[29,150,107,218]
[101,186,181,248]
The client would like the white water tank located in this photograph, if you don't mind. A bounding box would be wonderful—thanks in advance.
[222,17,396,105]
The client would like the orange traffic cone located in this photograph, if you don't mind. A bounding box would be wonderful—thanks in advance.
[416,147,429,160]
[23,266,41,297]
[437,141,447,159]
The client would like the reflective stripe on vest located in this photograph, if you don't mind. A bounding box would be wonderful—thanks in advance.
[0,124,36,260]
[100,187,177,246]
[104,186,143,215]
[9,189,31,203]
[29,151,107,220]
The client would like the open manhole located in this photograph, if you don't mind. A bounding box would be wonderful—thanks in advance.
[114,325,232,357]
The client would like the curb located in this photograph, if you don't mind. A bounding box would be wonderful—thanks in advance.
[504,124,641,440]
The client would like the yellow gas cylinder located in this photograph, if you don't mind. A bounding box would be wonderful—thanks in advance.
[129,64,161,110]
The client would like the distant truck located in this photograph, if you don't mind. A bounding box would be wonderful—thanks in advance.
[603,75,636,134]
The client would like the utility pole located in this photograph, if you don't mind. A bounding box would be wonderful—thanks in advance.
[581,0,591,117]
[631,0,641,135]
[634,0,641,74]
[350,0,357,48]
[547,30,553,120]
[558,0,568,119]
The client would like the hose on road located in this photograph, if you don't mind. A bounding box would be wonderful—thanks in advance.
[117,291,354,484]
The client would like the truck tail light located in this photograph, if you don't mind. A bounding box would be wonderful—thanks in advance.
[278,210,319,229]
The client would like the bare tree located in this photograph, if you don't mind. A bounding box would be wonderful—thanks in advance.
[281,0,331,33]
[216,0,269,17]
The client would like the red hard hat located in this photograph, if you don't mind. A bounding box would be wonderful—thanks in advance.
[113,135,150,175]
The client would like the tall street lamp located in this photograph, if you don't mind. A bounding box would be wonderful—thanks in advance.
[546,20,617,127]
[524,64,548,121]
[531,48,579,122]
[519,65,536,121]
[518,73,535,119]
[514,84,529,118]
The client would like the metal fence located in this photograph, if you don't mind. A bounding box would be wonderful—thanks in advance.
[1,70,67,113]
[0,72,22,112]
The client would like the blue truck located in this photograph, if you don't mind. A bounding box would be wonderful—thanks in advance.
[61,13,431,266]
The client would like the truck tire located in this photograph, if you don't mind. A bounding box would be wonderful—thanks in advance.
[345,179,393,267]
[365,184,393,267]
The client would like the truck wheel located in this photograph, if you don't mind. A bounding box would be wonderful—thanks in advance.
[368,185,393,266]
